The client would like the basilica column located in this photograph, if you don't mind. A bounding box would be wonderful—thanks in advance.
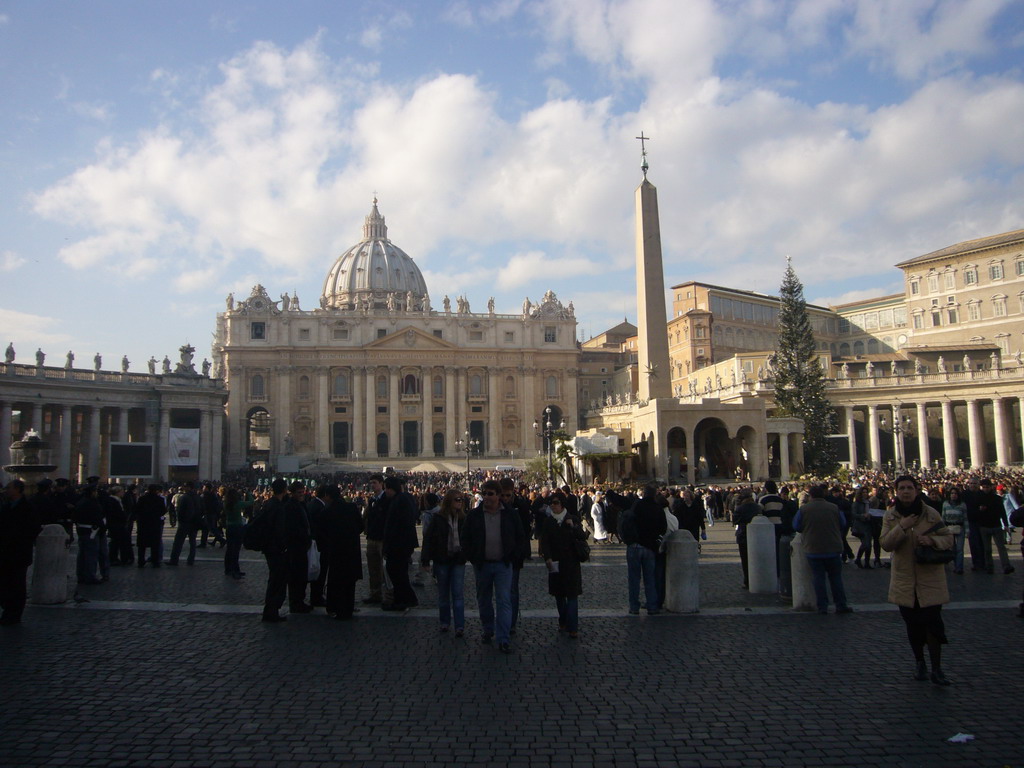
[992,397,1010,468]
[225,367,244,468]
[940,400,957,468]
[211,408,224,480]
[965,399,984,468]
[455,369,467,452]
[351,367,364,460]
[487,370,500,455]
[317,370,330,457]
[388,366,400,456]
[0,403,11,482]
[364,368,376,457]
[159,407,171,481]
[915,402,931,469]
[444,366,456,456]
[845,406,858,468]
[522,368,536,457]
[417,366,428,457]
[276,366,291,457]
[86,406,101,479]
[866,404,880,469]
[58,406,73,479]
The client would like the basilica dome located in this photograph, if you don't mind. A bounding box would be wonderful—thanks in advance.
[321,199,430,310]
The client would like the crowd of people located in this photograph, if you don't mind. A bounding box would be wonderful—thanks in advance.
[1,465,1021,674]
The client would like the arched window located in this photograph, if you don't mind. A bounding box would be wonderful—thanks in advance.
[839,342,850,356]
[298,375,310,399]
[853,341,865,355]
[402,373,419,395]
[867,339,879,354]
[250,374,264,399]
[469,374,483,395]
[546,375,558,398]
[376,375,387,398]
[333,373,349,396]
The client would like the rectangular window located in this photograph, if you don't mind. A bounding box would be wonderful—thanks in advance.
[864,313,878,330]
[947,308,958,324]
[946,295,955,303]
[334,407,347,414]
[993,299,1007,317]
[504,331,514,343]
[910,280,920,295]
[250,322,265,340]
[1017,260,1024,276]
[944,272,955,289]
[964,269,977,285]
[931,311,942,327]
[894,307,907,327]
[298,328,310,340]
[879,310,893,328]
[377,406,388,413]
[968,303,981,321]
[433,406,443,413]
[332,328,350,340]
[432,330,442,339]
[990,263,1004,280]
[377,328,387,339]
[927,274,939,292]
[544,326,556,343]
[469,331,483,341]
[838,318,850,334]
[471,406,483,413]
[912,314,923,329]
[697,348,705,356]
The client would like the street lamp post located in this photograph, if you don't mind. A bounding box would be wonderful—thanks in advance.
[455,430,479,490]
[880,406,912,470]
[533,406,565,487]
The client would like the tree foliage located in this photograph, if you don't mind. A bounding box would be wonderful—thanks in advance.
[770,260,837,472]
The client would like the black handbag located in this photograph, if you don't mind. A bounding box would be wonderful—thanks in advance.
[914,521,955,565]
[573,537,591,563]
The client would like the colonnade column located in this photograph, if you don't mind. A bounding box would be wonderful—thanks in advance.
[30,403,42,433]
[159,407,171,481]
[915,402,931,469]
[867,404,880,469]
[86,406,101,479]
[487,370,500,455]
[388,366,400,456]
[200,409,213,479]
[117,408,129,442]
[992,397,1009,468]
[845,407,858,468]
[444,367,456,457]
[211,409,223,480]
[364,368,375,457]
[225,369,244,467]
[58,405,73,479]
[941,400,957,468]
[779,431,790,479]
[316,370,330,457]
[966,399,984,468]
[0,403,11,481]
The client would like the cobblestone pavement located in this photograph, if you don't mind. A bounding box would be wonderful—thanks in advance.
[2,525,1022,767]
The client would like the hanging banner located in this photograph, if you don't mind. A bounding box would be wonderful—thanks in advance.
[168,428,200,466]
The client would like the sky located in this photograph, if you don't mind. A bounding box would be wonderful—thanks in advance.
[2,0,1024,370]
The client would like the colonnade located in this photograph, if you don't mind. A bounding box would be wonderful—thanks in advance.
[840,395,1024,469]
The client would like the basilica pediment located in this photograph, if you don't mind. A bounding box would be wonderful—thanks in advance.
[364,326,458,350]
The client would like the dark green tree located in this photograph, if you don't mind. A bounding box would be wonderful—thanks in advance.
[770,258,837,473]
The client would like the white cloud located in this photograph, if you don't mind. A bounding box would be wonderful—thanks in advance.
[360,25,383,50]
[496,250,603,288]
[0,308,72,348]
[0,251,26,271]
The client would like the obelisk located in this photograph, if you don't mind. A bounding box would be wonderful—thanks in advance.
[634,134,671,401]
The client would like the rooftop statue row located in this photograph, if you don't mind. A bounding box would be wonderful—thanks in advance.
[4,342,213,377]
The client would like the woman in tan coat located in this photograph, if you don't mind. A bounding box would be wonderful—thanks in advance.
[881,474,954,686]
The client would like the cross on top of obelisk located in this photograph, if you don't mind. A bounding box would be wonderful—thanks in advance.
[636,132,650,178]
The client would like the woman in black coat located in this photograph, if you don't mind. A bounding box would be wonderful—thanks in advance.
[321,485,363,620]
[539,496,589,638]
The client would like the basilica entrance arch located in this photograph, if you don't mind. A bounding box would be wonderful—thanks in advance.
[246,407,272,466]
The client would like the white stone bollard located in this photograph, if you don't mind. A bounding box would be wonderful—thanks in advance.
[32,524,71,605]
[790,533,816,610]
[746,515,777,594]
[664,530,699,613]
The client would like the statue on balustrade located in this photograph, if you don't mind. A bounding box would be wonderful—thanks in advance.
[121,355,130,373]
[148,356,157,375]
[5,342,14,363]
[93,353,102,371]
[65,350,74,369]
[937,356,946,373]
[35,348,44,366]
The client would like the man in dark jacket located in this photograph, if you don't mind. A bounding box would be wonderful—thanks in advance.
[732,491,763,590]
[0,480,42,625]
[362,474,389,605]
[499,477,532,635]
[260,478,310,622]
[381,476,419,611]
[73,485,105,584]
[628,484,666,615]
[794,484,852,615]
[976,477,1014,574]
[672,487,706,543]
[321,485,363,620]
[463,479,527,652]
[134,484,166,567]
[166,482,201,566]
[199,483,225,548]
[285,482,314,613]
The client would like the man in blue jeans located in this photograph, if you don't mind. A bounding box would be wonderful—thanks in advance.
[463,479,527,653]
[793,484,853,615]
[625,484,666,615]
